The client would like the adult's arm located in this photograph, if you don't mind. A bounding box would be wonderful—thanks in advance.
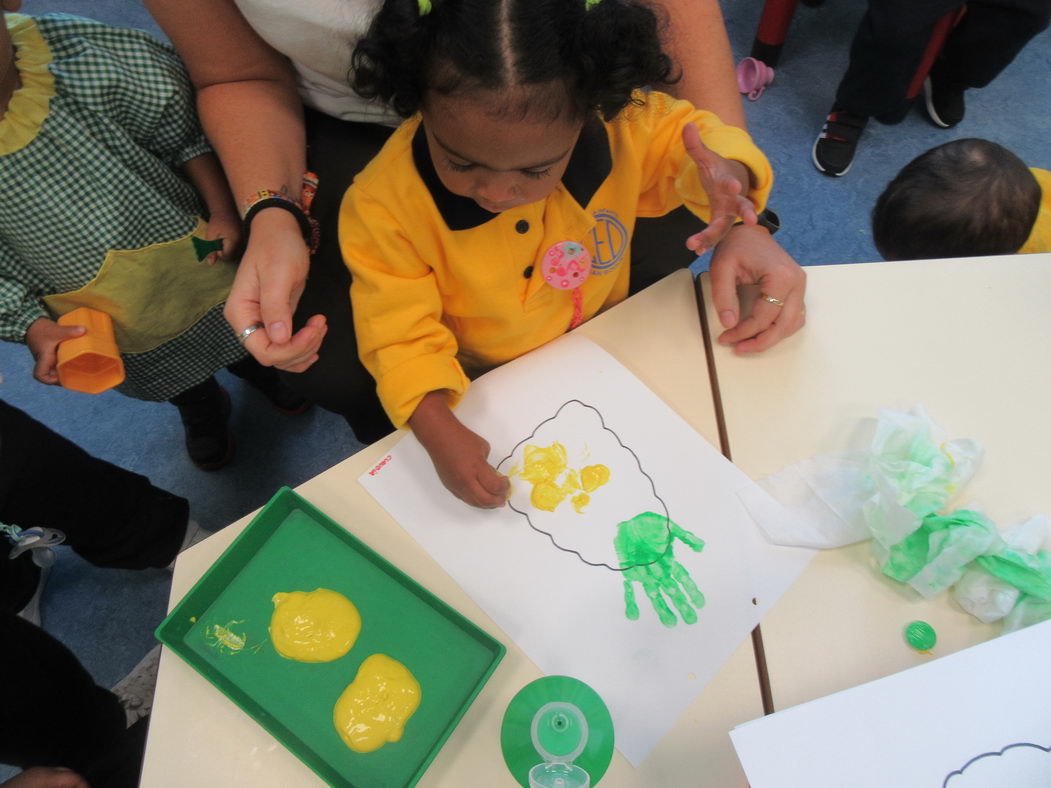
[656,0,747,129]
[145,0,325,371]
[654,0,806,351]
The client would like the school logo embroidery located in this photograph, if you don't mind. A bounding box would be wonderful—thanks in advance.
[589,209,628,274]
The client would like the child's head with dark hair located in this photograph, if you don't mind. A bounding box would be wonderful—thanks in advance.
[872,138,1041,261]
[352,0,675,213]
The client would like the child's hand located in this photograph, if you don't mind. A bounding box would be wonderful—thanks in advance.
[681,123,759,255]
[410,391,509,509]
[25,317,86,386]
[205,208,244,263]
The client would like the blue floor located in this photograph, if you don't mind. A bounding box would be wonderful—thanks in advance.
[4,0,1050,774]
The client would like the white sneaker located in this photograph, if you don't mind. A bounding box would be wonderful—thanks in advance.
[111,645,161,727]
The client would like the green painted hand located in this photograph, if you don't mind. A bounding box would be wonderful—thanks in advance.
[614,511,706,627]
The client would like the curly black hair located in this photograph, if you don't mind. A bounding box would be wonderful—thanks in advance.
[872,139,1041,261]
[352,0,676,122]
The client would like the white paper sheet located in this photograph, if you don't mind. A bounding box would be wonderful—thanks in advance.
[359,335,813,765]
[731,620,1051,787]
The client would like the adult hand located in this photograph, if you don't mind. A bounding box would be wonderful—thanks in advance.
[25,317,86,385]
[2,766,90,788]
[681,123,758,255]
[224,209,327,373]
[709,223,806,354]
[411,392,509,509]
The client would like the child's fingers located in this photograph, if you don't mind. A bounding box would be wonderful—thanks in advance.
[452,463,508,509]
[466,481,506,509]
[682,123,718,171]
[478,464,510,501]
[31,324,85,386]
[685,218,733,254]
[32,350,60,385]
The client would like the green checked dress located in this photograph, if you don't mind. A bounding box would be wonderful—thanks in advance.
[0,14,247,401]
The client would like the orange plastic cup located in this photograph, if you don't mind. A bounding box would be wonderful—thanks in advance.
[56,307,125,394]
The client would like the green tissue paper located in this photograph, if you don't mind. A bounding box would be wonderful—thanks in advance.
[882,510,1001,598]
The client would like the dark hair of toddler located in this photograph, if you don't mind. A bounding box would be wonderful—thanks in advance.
[352,0,677,122]
[872,138,1041,261]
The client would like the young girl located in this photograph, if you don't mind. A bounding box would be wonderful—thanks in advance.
[0,4,305,469]
[340,0,774,507]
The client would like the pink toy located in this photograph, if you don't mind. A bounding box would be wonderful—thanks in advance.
[736,57,775,101]
[540,241,592,330]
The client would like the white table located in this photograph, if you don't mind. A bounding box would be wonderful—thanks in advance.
[699,253,1051,712]
[142,270,764,787]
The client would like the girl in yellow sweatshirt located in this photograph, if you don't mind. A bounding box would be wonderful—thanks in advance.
[341,0,777,507]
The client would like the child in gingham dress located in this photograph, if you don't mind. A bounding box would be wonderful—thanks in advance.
[0,6,307,469]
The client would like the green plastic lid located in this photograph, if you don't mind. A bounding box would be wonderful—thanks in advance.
[904,620,937,651]
[501,676,614,788]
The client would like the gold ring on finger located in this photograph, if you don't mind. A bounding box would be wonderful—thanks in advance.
[760,294,785,307]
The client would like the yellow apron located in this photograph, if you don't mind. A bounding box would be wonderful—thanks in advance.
[43,219,236,354]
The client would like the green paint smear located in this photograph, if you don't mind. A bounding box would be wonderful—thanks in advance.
[613,511,705,627]
[975,549,1051,601]
[882,510,997,585]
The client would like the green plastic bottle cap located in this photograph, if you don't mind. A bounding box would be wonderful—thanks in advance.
[501,676,614,788]
[904,620,937,651]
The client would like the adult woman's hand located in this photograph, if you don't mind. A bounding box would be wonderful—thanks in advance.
[146,0,323,370]
[709,224,806,354]
[224,210,327,372]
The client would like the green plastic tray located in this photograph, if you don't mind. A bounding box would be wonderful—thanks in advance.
[156,486,505,787]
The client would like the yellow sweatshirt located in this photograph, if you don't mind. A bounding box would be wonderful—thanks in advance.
[1019,168,1051,254]
[340,91,773,428]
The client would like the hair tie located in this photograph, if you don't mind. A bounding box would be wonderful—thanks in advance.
[418,0,432,15]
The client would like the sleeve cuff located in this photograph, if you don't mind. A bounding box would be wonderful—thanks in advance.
[1,299,49,343]
[174,137,213,168]
[377,353,470,429]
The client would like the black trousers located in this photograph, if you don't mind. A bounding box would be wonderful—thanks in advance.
[0,614,149,787]
[0,400,184,784]
[0,399,188,613]
[280,109,701,444]
[835,0,1051,119]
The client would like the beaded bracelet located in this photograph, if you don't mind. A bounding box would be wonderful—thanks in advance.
[242,172,321,253]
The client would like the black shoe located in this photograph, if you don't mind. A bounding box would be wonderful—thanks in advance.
[812,108,868,177]
[174,385,234,470]
[226,357,312,415]
[923,69,965,128]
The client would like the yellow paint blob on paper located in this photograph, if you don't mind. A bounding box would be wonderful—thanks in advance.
[532,480,566,512]
[333,654,421,753]
[515,442,611,513]
[580,464,610,492]
[270,588,361,662]
[519,443,569,484]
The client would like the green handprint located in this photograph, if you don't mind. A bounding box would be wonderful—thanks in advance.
[614,511,706,627]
